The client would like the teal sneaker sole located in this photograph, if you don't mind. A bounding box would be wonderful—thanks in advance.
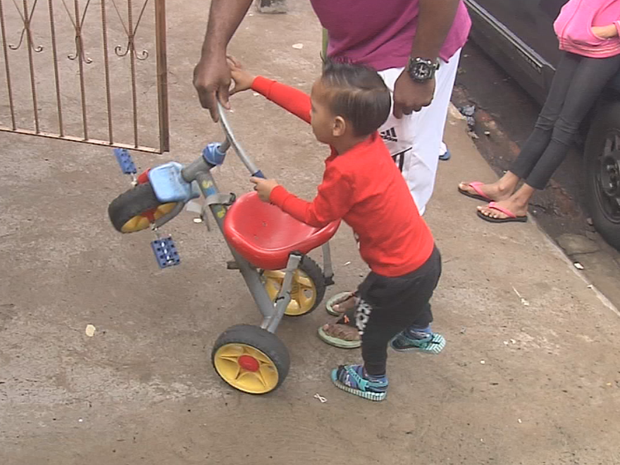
[330,369,387,402]
[390,333,446,354]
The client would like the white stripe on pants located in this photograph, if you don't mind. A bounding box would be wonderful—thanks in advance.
[378,49,461,215]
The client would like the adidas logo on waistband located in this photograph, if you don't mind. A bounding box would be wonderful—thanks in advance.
[380,127,397,142]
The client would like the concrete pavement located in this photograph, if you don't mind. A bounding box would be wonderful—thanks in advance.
[1,2,620,464]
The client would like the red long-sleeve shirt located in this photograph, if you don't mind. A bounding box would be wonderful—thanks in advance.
[252,76,435,277]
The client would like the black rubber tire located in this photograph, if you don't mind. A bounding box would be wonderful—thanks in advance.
[584,102,620,251]
[108,183,162,233]
[287,256,326,317]
[260,255,326,317]
[211,324,290,394]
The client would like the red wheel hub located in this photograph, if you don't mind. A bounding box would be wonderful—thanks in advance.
[238,355,260,372]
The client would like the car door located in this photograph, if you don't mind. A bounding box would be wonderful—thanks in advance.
[466,0,568,103]
[476,0,565,64]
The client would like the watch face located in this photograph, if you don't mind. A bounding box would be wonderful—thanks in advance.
[413,62,433,80]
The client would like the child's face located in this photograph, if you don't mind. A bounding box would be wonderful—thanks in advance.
[310,79,343,145]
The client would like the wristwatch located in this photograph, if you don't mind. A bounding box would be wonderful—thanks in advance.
[407,57,440,82]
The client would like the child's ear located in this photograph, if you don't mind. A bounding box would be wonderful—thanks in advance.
[332,116,346,137]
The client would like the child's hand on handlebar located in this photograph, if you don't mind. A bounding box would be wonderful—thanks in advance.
[227,56,256,95]
[250,177,279,202]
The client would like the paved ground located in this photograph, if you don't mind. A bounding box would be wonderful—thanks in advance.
[1,2,620,464]
[454,42,620,313]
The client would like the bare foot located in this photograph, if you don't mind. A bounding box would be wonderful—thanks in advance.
[477,198,528,220]
[458,180,513,202]
[321,322,360,341]
[330,292,357,314]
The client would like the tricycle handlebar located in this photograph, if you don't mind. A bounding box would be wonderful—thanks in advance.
[217,102,265,179]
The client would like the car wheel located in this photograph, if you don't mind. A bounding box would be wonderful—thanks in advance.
[584,102,620,251]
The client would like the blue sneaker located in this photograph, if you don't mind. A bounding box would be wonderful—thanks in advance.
[439,142,451,161]
[331,364,388,402]
[439,149,451,161]
[390,331,446,354]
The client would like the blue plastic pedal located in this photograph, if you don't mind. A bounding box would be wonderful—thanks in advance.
[151,237,180,269]
[113,148,137,175]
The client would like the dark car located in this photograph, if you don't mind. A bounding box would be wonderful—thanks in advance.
[465,0,620,250]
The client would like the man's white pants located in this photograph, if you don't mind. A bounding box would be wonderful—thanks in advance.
[378,49,461,215]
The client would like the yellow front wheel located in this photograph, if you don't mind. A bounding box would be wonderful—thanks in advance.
[108,183,177,233]
[262,256,326,317]
[212,325,290,395]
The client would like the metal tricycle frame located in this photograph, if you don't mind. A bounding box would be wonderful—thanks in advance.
[148,104,335,334]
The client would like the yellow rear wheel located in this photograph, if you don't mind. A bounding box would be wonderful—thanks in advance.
[262,256,326,317]
[212,325,290,394]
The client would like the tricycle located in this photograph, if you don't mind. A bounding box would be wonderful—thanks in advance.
[107,105,340,394]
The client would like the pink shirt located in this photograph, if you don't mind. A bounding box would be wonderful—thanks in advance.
[554,0,620,58]
[310,0,471,71]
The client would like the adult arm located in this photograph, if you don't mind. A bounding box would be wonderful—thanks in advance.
[393,0,460,118]
[193,0,254,121]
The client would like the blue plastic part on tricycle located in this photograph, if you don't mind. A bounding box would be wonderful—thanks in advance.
[251,170,265,179]
[203,143,227,166]
[148,162,201,203]
[151,237,180,268]
[113,148,137,175]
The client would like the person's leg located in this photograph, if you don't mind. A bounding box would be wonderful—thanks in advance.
[331,249,443,400]
[377,50,460,215]
[459,52,581,201]
[390,248,445,353]
[478,54,620,221]
[377,68,425,211]
[407,49,461,214]
[525,54,620,189]
[509,52,581,180]
[330,292,393,401]
[359,304,406,377]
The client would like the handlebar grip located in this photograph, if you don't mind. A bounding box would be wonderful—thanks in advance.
[252,170,266,179]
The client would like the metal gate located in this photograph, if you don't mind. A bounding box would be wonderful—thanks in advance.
[0,0,168,154]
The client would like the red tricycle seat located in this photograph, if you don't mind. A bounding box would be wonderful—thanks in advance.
[223,192,340,270]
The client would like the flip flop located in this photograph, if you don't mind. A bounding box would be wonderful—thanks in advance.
[458,181,492,202]
[325,291,356,316]
[318,314,361,349]
[477,202,528,223]
[318,326,361,349]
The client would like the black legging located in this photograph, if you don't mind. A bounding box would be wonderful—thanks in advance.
[511,51,620,190]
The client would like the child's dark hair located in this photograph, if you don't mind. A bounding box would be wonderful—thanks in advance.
[320,59,391,137]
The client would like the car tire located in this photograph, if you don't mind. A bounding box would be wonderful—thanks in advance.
[584,102,620,251]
